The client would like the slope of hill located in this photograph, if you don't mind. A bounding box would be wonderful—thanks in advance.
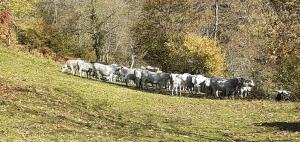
[0,47,299,141]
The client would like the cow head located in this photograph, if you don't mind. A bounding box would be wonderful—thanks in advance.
[61,64,69,73]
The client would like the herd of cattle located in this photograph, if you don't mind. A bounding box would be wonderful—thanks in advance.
[61,59,255,98]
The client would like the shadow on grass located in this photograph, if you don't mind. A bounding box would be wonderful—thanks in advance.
[255,122,300,132]
[2,83,226,141]
[99,79,219,99]
[61,71,238,100]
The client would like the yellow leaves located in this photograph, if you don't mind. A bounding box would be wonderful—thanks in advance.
[182,33,225,76]
[9,0,37,18]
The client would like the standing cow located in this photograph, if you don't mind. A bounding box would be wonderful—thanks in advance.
[210,77,246,98]
[93,63,120,82]
[78,62,94,78]
[116,67,136,86]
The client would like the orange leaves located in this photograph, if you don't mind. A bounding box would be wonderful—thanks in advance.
[0,10,13,31]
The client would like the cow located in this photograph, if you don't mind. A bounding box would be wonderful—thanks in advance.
[157,71,171,89]
[78,62,94,78]
[92,63,120,82]
[170,74,183,96]
[134,69,143,88]
[191,75,208,94]
[61,59,85,75]
[140,70,169,90]
[146,66,160,72]
[275,89,291,101]
[210,77,246,98]
[239,79,255,98]
[116,67,136,86]
[178,73,191,91]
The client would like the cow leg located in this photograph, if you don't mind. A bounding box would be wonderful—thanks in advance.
[79,69,83,77]
[125,78,129,86]
[70,66,75,75]
[215,89,219,98]
[97,72,101,80]
[172,87,174,96]
[179,85,182,96]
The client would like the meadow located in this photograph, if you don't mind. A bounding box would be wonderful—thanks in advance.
[0,47,299,141]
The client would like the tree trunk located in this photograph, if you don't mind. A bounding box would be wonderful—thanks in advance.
[95,46,101,63]
[53,0,58,24]
[214,0,219,40]
[130,45,135,69]
[7,30,11,46]
[105,45,110,64]
[90,0,101,62]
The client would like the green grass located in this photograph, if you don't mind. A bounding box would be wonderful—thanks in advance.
[0,47,299,141]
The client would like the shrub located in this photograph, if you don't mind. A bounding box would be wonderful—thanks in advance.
[181,33,225,76]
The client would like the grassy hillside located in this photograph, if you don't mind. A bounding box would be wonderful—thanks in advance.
[0,47,299,141]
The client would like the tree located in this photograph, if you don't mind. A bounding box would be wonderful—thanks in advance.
[259,0,300,97]
[0,0,14,46]
[133,0,202,71]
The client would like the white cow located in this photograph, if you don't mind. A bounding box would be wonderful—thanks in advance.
[170,74,182,96]
[93,63,120,82]
[178,73,191,91]
[192,75,208,94]
[78,62,94,78]
[61,59,84,75]
[240,80,255,98]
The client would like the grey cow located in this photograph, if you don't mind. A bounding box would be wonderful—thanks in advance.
[93,63,120,82]
[210,77,246,98]
[141,70,170,90]
[117,67,136,86]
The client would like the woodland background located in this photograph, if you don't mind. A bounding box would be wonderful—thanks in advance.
[0,0,299,99]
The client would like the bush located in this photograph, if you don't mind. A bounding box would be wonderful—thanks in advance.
[178,34,225,76]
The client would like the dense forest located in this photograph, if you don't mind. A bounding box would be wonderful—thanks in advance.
[0,0,299,98]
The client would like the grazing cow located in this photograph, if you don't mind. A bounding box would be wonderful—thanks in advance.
[93,63,120,82]
[61,59,84,75]
[170,74,182,96]
[275,89,291,101]
[116,67,136,86]
[78,62,94,78]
